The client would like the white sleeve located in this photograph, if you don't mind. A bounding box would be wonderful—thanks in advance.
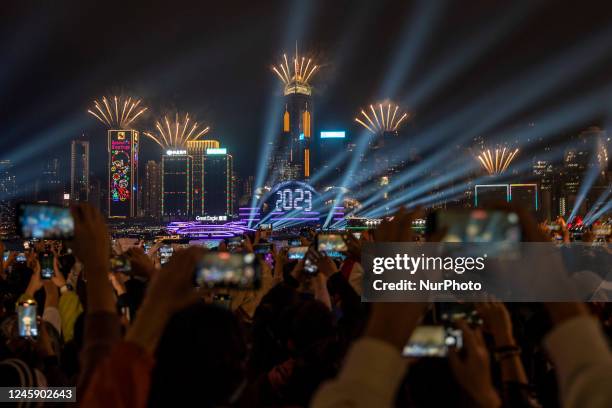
[311,337,407,408]
[348,263,363,296]
[42,306,62,335]
[544,315,612,408]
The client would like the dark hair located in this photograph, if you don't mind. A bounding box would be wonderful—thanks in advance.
[148,302,246,408]
[248,283,299,377]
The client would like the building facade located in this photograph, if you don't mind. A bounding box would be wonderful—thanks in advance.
[203,148,233,216]
[162,152,192,219]
[71,137,90,202]
[143,160,162,219]
[108,130,139,218]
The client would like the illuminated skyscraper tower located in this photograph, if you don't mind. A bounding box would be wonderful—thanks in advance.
[272,45,319,181]
[142,113,211,220]
[88,96,147,218]
[187,139,221,216]
[108,130,139,218]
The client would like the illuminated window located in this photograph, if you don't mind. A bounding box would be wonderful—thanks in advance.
[283,111,290,132]
[302,110,311,137]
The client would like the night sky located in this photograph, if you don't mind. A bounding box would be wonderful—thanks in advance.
[2,0,612,186]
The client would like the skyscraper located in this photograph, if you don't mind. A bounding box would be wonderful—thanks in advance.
[143,160,162,219]
[272,46,319,181]
[186,139,220,216]
[203,148,233,216]
[71,136,90,202]
[108,130,139,218]
[0,160,16,237]
[162,151,192,219]
[36,158,64,204]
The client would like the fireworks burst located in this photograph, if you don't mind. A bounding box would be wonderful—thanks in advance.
[143,113,210,150]
[477,147,519,175]
[271,46,319,90]
[355,102,410,135]
[87,96,147,128]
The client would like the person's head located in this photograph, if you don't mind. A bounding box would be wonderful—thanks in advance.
[249,283,300,375]
[149,302,246,407]
[286,299,335,356]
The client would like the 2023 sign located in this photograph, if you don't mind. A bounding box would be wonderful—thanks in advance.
[274,188,313,212]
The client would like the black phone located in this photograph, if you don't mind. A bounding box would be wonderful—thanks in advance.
[17,300,38,338]
[16,203,74,240]
[288,237,302,247]
[402,325,463,357]
[287,246,308,260]
[195,252,260,289]
[316,233,348,253]
[253,243,273,254]
[16,253,26,263]
[39,252,54,280]
[110,255,132,274]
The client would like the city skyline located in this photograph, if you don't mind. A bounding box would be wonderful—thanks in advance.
[0,1,611,227]
[3,1,612,186]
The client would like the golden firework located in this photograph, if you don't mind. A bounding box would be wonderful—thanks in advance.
[477,147,519,175]
[143,113,210,150]
[355,102,410,135]
[87,96,147,128]
[272,45,319,95]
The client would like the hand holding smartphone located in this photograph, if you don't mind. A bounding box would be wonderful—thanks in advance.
[402,325,463,357]
[17,300,38,338]
[39,252,54,279]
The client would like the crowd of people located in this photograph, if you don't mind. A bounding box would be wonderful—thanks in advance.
[0,203,611,407]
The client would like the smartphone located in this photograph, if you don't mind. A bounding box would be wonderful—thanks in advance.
[16,203,74,240]
[436,303,482,325]
[287,246,308,260]
[402,325,463,357]
[110,255,132,274]
[259,223,272,231]
[288,237,302,247]
[226,236,244,251]
[213,294,232,309]
[16,253,26,263]
[2,251,8,263]
[426,209,521,243]
[352,232,362,240]
[39,252,54,280]
[195,252,260,289]
[17,300,38,338]
[317,233,348,253]
[547,223,561,231]
[253,243,273,255]
[304,249,319,275]
[159,245,173,265]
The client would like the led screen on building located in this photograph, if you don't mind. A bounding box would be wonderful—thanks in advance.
[108,130,138,218]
